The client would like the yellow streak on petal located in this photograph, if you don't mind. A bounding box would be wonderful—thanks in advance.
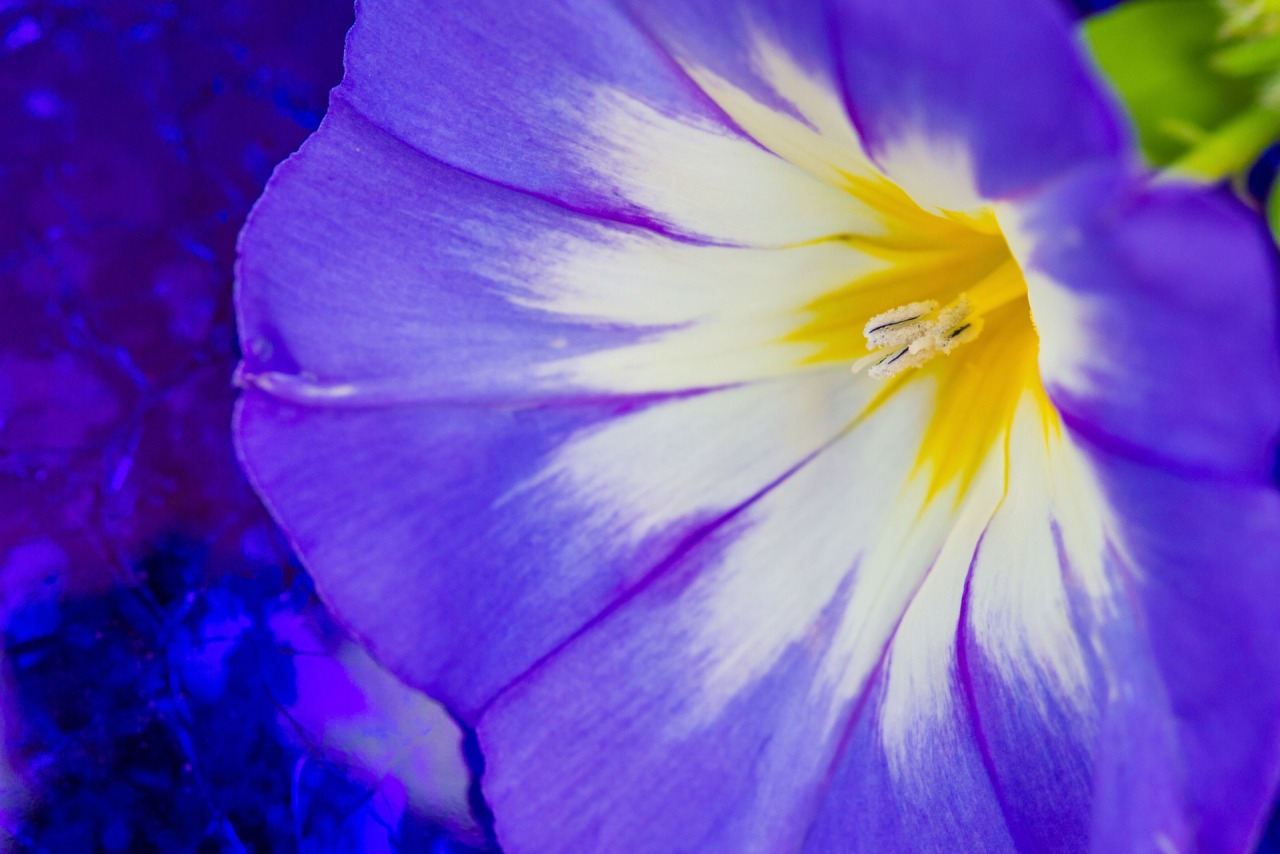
[790,250,1046,499]
[681,47,876,193]
[912,296,1051,500]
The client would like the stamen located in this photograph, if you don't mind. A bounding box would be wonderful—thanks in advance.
[864,301,937,336]
[853,294,982,379]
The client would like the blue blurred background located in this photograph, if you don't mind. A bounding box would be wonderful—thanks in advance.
[0,1,490,850]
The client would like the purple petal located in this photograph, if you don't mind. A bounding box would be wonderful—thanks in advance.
[620,1,885,200]
[622,0,839,120]
[236,369,866,720]
[1081,451,1280,851]
[804,406,1090,852]
[237,100,877,403]
[338,0,853,243]
[807,405,1280,852]
[477,386,952,851]
[1009,165,1280,478]
[828,0,1127,199]
[231,1,1280,849]
[236,99,648,403]
[801,664,1016,853]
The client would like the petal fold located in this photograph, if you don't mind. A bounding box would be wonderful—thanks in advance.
[828,0,1127,202]
[338,0,859,244]
[235,369,869,720]
[237,100,880,403]
[1008,165,1280,478]
[478,383,946,852]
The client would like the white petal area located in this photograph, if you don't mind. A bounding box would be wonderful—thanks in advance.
[811,469,978,735]
[876,439,1007,763]
[651,384,1106,752]
[476,375,1100,852]
[996,200,1098,403]
[876,132,988,216]
[676,34,990,220]
[848,395,1128,853]
[508,367,884,555]
[474,364,1155,853]
[969,399,1116,717]
[520,232,890,392]
[680,35,881,191]
[474,378,955,852]
[670,378,942,729]
[584,88,881,246]
[874,398,1116,763]
[794,398,1119,853]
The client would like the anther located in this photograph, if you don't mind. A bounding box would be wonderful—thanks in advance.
[853,295,982,379]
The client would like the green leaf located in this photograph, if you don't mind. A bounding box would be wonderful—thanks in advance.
[1166,103,1280,181]
[1083,0,1263,166]
[1212,33,1280,76]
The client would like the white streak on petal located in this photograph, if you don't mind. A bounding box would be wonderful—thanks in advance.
[683,36,880,191]
[1046,432,1119,607]
[583,89,876,246]
[517,235,887,391]
[1020,267,1100,410]
[878,443,1007,765]
[877,134,986,214]
[244,371,365,403]
[815,457,991,741]
[519,235,879,324]
[997,202,1100,410]
[969,398,1106,724]
[668,379,937,730]
[501,368,878,560]
[873,396,1119,773]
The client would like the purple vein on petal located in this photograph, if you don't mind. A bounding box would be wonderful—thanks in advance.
[795,535,974,854]
[614,2,811,155]
[795,537,944,842]
[1053,399,1278,487]
[472,412,867,723]
[237,360,751,412]
[954,527,1020,849]
[820,0,877,175]
[331,91,750,248]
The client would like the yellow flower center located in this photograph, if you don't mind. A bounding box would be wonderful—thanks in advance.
[787,174,1054,498]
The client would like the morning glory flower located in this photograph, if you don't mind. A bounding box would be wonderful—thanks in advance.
[232,0,1280,850]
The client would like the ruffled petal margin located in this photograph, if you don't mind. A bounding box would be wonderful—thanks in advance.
[236,100,879,404]
[235,367,872,721]
[827,0,1127,203]
[337,0,862,244]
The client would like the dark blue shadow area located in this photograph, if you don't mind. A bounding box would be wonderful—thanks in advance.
[1063,0,1123,17]
[4,535,490,853]
[1247,143,1280,207]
